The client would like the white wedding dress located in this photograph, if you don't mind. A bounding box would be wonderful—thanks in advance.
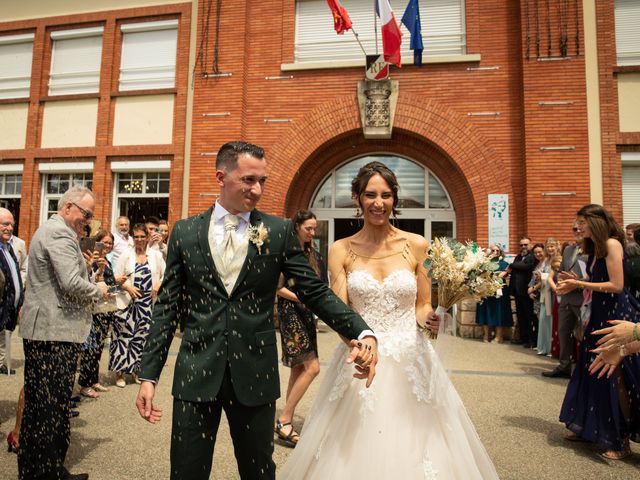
[279,269,499,480]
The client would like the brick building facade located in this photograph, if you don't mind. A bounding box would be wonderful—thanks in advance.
[1,0,639,252]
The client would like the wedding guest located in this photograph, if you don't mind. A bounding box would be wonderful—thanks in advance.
[77,231,122,398]
[476,244,512,343]
[624,227,640,300]
[543,223,585,378]
[508,236,537,347]
[110,224,165,387]
[145,216,168,260]
[275,209,326,447]
[158,219,170,260]
[0,208,23,376]
[625,223,640,243]
[18,186,108,480]
[10,234,27,283]
[527,243,545,345]
[557,204,640,460]
[535,238,560,356]
[112,215,133,265]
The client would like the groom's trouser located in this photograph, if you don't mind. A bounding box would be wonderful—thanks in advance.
[171,364,276,480]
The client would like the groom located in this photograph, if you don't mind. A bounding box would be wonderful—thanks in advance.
[136,141,378,479]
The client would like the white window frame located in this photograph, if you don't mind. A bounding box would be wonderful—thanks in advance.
[0,33,34,99]
[111,161,171,226]
[48,26,104,96]
[39,166,94,224]
[294,0,466,65]
[119,19,178,91]
[615,0,640,66]
[310,153,456,249]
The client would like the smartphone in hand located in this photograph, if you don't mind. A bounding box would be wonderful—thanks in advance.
[79,237,96,253]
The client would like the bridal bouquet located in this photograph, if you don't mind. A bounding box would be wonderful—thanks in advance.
[423,238,504,339]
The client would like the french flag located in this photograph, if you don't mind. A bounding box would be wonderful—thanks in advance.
[376,0,402,67]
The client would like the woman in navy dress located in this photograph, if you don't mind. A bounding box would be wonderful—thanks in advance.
[476,245,512,343]
[557,204,640,460]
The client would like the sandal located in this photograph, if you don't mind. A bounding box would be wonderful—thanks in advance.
[80,386,100,399]
[92,383,110,393]
[274,419,300,447]
[115,374,126,388]
[601,440,631,460]
[563,432,586,442]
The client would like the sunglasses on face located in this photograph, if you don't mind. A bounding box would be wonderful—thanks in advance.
[71,202,93,220]
[520,244,528,247]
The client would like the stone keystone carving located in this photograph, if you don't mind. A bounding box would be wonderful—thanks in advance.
[357,79,399,139]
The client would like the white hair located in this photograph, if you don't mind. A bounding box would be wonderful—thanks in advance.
[57,186,95,211]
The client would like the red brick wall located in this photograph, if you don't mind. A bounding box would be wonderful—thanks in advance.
[188,0,547,250]
[0,2,191,243]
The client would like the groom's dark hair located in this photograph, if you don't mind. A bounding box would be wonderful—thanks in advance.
[216,141,265,171]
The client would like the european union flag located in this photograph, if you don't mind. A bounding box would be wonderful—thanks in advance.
[401,0,423,66]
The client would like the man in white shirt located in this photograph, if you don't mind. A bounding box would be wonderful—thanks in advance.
[112,215,133,265]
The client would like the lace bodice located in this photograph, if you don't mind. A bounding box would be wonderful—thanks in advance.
[347,269,417,333]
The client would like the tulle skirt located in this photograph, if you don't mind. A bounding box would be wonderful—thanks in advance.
[279,331,499,479]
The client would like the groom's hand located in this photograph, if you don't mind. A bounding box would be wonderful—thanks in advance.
[347,337,378,388]
[136,381,163,424]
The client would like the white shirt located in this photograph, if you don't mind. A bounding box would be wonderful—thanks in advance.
[208,202,252,253]
[112,231,134,265]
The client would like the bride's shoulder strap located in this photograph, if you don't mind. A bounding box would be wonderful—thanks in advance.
[402,233,428,267]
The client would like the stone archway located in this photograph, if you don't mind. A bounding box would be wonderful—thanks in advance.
[269,94,515,244]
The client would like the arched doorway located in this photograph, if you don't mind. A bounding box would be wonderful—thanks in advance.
[308,154,455,260]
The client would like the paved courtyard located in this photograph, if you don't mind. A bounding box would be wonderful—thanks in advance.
[1,330,639,479]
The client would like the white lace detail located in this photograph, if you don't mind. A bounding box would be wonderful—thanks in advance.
[347,269,417,335]
[423,450,439,480]
[405,353,431,403]
[327,344,350,402]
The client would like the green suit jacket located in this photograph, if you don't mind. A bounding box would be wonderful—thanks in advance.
[140,207,370,406]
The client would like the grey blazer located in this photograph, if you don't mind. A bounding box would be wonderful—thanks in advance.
[558,243,586,306]
[19,214,102,343]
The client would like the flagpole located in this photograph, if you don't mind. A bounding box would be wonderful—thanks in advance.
[350,28,368,56]
[374,0,379,55]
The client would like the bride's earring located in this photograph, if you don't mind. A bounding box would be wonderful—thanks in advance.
[355,206,362,217]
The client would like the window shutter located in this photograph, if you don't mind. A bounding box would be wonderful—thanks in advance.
[49,27,103,95]
[295,0,465,64]
[623,165,640,224]
[615,0,640,66]
[0,33,34,99]
[119,20,178,91]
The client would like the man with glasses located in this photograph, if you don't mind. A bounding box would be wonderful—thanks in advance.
[0,208,23,376]
[18,186,109,480]
[543,222,585,378]
[508,236,537,347]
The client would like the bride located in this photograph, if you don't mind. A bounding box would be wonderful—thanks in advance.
[279,161,499,479]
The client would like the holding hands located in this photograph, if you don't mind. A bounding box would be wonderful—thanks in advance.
[347,337,378,388]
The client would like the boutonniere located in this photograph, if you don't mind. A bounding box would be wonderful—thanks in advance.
[247,223,268,254]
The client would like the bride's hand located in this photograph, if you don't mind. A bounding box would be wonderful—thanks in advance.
[347,338,378,388]
[426,310,440,334]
